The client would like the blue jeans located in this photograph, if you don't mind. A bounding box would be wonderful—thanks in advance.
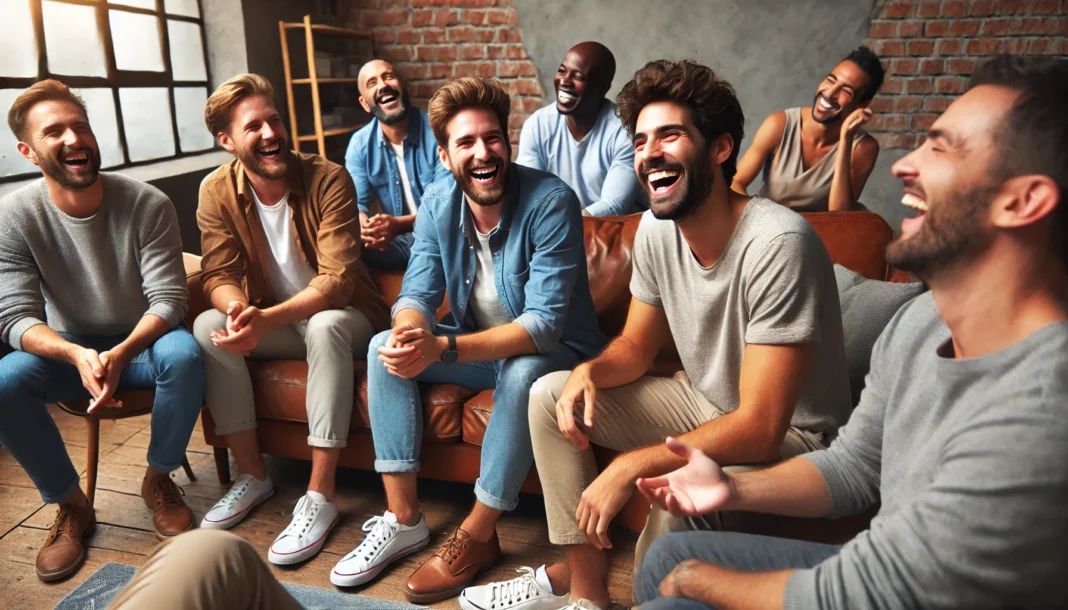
[362,232,414,270]
[0,328,204,503]
[637,532,841,609]
[366,330,581,511]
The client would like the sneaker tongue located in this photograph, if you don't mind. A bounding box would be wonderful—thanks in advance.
[305,490,328,504]
[383,511,399,525]
[534,565,554,594]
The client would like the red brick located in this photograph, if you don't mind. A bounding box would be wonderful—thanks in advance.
[487,43,528,59]
[981,17,1018,35]
[497,60,536,78]
[451,0,496,7]
[934,38,963,55]
[461,44,488,59]
[880,77,906,94]
[422,27,445,43]
[1021,17,1065,34]
[946,58,976,74]
[395,29,422,44]
[890,58,919,74]
[904,76,933,94]
[949,19,981,35]
[969,0,996,15]
[924,19,949,36]
[872,40,906,57]
[992,0,1056,14]
[923,96,954,112]
[868,21,898,38]
[394,62,430,80]
[496,28,523,43]
[432,8,458,26]
[869,97,894,113]
[411,9,432,27]
[915,1,940,17]
[940,0,967,16]
[409,80,446,99]
[898,20,924,37]
[373,28,396,44]
[871,114,909,131]
[906,39,935,56]
[893,95,923,112]
[366,8,408,26]
[879,1,914,18]
[934,76,968,94]
[486,9,517,26]
[415,45,457,62]
[429,63,450,79]
[447,26,495,43]
[919,58,944,74]
[500,78,542,96]
[966,38,1002,55]
[911,114,939,131]
[458,9,486,25]
[381,46,415,62]
[452,61,496,78]
[410,0,450,6]
[1028,38,1056,54]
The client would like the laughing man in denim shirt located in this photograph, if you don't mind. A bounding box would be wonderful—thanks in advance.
[329,77,606,603]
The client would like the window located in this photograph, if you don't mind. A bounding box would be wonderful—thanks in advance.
[0,0,214,181]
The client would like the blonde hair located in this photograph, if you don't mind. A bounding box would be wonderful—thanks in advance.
[204,73,275,136]
[427,77,510,147]
[7,79,88,141]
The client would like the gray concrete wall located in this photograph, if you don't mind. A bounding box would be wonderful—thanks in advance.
[515,0,907,229]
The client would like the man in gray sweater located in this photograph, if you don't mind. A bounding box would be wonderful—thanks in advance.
[634,55,1068,609]
[0,80,204,583]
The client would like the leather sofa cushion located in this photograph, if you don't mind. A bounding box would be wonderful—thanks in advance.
[461,390,496,446]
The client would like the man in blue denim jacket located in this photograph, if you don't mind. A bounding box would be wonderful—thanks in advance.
[329,77,606,603]
[344,60,451,269]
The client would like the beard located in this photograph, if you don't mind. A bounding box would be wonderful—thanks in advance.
[370,87,410,125]
[886,182,996,279]
[38,144,101,190]
[236,139,289,180]
[449,149,511,207]
[643,149,714,222]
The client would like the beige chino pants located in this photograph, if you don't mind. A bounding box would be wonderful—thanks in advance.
[193,307,374,448]
[528,369,824,568]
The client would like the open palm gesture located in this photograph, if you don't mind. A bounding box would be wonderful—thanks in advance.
[635,437,735,517]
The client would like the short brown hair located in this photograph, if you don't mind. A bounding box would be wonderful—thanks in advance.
[204,73,274,136]
[7,79,88,142]
[616,60,745,183]
[427,77,510,148]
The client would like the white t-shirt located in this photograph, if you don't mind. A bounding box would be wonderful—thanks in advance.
[249,184,317,302]
[390,141,417,216]
[468,227,510,330]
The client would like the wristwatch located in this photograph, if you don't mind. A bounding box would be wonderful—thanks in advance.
[440,335,459,364]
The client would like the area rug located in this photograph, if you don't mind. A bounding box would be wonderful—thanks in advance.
[54,563,428,610]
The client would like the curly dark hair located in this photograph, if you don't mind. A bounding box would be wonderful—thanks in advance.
[844,46,885,102]
[615,60,744,183]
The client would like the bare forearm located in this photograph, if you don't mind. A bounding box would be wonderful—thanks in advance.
[209,284,247,314]
[678,562,790,610]
[726,456,832,517]
[396,214,416,234]
[828,138,854,212]
[455,321,535,362]
[586,335,655,389]
[263,287,331,329]
[112,315,170,363]
[19,324,79,364]
[394,308,433,333]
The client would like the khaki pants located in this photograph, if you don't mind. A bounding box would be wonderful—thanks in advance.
[528,370,824,567]
[193,307,374,448]
[111,529,300,610]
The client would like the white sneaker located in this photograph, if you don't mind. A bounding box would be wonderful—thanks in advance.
[267,491,339,565]
[558,601,605,610]
[200,473,275,530]
[330,511,430,587]
[459,565,567,610]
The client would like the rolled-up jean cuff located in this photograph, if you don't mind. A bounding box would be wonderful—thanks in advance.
[475,479,518,512]
[308,436,348,449]
[147,455,183,474]
[375,458,420,473]
[213,420,258,436]
[549,532,589,546]
[41,476,84,504]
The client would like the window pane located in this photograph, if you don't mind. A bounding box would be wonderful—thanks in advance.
[109,0,156,9]
[110,10,164,72]
[75,88,125,169]
[167,20,207,81]
[0,0,38,78]
[164,0,200,18]
[0,89,40,178]
[173,87,213,153]
[119,88,175,162]
[42,1,107,77]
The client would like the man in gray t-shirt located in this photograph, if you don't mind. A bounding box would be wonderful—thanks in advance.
[462,60,849,610]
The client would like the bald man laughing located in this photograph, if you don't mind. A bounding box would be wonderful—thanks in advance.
[344,60,451,269]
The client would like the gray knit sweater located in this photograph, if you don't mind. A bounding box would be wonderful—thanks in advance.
[785,292,1068,609]
[0,174,188,350]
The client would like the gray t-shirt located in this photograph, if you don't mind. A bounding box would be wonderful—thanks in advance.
[0,174,188,350]
[630,197,850,433]
[469,226,510,330]
[786,293,1068,609]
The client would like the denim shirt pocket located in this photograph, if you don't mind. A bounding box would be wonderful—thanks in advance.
[508,266,531,287]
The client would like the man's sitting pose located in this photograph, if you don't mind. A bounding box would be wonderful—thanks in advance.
[517,41,644,216]
[328,77,606,603]
[194,74,390,567]
[637,55,1068,610]
[345,59,450,269]
[732,46,883,212]
[0,80,204,581]
[465,60,852,610]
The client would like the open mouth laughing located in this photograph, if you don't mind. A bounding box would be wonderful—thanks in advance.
[900,190,928,235]
[469,164,500,185]
[816,94,838,114]
[62,150,91,170]
[376,88,401,107]
[256,141,284,161]
[557,89,578,105]
[646,168,682,195]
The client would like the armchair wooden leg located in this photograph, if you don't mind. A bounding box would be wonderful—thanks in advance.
[181,457,196,482]
[212,447,231,485]
[86,417,100,508]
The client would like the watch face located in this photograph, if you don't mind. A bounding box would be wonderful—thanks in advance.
[442,350,459,364]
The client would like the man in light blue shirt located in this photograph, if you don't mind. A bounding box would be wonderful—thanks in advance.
[344,60,451,269]
[517,41,644,216]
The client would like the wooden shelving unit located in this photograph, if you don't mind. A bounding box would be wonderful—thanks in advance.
[278,16,372,157]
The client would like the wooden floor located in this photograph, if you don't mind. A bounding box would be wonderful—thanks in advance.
[0,406,636,609]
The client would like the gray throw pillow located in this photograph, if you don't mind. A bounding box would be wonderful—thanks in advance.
[834,264,924,404]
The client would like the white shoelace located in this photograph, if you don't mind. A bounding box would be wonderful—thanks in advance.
[345,515,399,564]
[490,567,541,607]
[279,495,321,539]
[217,473,255,510]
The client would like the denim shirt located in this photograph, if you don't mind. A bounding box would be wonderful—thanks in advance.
[344,108,451,216]
[392,164,606,358]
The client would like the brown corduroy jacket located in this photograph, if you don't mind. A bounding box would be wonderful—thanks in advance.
[197,151,390,332]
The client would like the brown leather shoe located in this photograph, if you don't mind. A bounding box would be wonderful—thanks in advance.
[141,473,193,539]
[404,527,500,604]
[36,501,95,582]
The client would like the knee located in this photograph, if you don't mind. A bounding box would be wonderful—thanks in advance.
[160,529,258,570]
[367,329,391,359]
[526,370,570,429]
[0,351,44,403]
[155,331,204,382]
[305,310,350,345]
[192,310,226,347]
[636,534,691,603]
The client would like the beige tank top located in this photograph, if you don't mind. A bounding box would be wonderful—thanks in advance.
[757,107,868,213]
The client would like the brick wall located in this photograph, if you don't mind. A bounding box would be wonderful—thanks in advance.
[865,0,1067,149]
[338,0,545,147]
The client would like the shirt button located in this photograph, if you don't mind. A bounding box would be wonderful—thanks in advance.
[465,279,470,284]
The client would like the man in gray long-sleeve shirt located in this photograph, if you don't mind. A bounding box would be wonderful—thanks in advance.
[633,55,1068,610]
[0,80,204,583]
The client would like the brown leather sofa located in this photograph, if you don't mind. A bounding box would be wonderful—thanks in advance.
[192,211,906,542]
